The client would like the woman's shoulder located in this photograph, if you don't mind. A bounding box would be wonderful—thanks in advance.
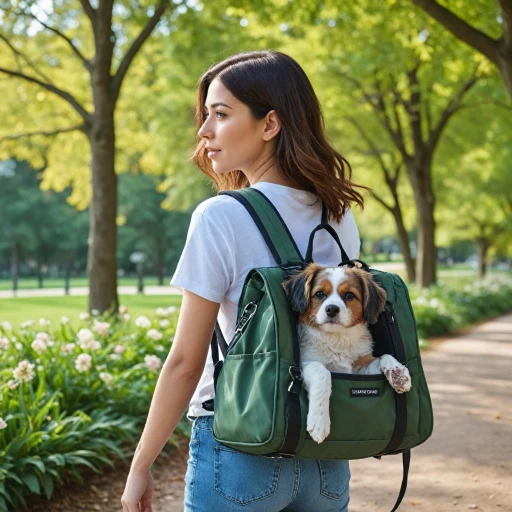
[192,193,247,222]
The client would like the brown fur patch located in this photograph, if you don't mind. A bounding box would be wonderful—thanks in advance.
[353,353,377,368]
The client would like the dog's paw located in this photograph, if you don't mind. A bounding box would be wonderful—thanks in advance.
[384,366,412,393]
[307,411,331,443]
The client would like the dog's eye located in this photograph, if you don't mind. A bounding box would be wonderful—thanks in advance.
[344,292,355,301]
[314,291,325,299]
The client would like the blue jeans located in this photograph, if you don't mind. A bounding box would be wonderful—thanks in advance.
[184,416,350,511]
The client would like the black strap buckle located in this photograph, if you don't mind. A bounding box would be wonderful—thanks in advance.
[280,261,305,276]
[288,366,303,394]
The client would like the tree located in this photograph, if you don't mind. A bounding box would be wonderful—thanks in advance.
[117,172,190,285]
[411,0,512,102]
[0,0,179,313]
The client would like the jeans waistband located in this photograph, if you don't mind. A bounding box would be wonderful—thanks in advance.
[194,415,215,430]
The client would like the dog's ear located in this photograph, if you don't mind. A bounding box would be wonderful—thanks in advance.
[282,264,320,314]
[353,269,387,324]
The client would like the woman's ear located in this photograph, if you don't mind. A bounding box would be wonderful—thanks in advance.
[262,109,281,141]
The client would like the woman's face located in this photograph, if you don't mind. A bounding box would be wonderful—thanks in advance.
[198,77,279,177]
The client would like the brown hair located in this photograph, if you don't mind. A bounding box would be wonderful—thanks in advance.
[191,50,368,223]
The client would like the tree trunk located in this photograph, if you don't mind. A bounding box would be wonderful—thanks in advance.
[37,258,43,288]
[476,240,489,279]
[407,161,437,287]
[391,208,416,283]
[86,108,119,314]
[64,260,72,295]
[11,239,18,295]
[156,247,165,286]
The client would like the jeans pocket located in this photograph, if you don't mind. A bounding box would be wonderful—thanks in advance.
[214,446,282,505]
[317,460,351,500]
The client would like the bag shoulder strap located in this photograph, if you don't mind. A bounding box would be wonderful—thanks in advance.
[219,188,305,268]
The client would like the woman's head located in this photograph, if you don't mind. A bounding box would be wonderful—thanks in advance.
[192,50,366,222]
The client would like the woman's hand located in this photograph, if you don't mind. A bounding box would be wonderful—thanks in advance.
[121,469,154,512]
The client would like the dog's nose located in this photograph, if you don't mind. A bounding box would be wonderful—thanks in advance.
[325,305,340,317]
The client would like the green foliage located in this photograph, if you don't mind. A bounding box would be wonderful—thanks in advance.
[409,274,512,338]
[0,305,186,511]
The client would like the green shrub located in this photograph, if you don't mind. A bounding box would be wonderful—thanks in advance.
[0,306,187,512]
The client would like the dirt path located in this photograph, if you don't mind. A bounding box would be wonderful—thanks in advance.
[26,313,512,512]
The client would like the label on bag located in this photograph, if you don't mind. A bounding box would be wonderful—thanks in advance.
[350,388,381,397]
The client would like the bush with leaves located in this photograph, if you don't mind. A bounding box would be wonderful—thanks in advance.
[0,306,188,512]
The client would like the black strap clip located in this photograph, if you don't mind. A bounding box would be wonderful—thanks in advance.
[288,366,303,394]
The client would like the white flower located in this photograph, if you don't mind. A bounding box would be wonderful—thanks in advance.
[147,329,163,341]
[119,305,128,315]
[123,313,131,321]
[429,298,440,308]
[61,343,76,354]
[35,332,51,344]
[37,365,44,372]
[99,372,114,384]
[7,379,17,390]
[13,360,36,382]
[135,316,151,328]
[77,328,94,343]
[75,354,92,373]
[114,344,125,354]
[80,337,101,350]
[159,319,170,328]
[109,353,121,361]
[1,321,12,331]
[15,342,23,351]
[0,336,10,350]
[39,318,51,326]
[0,418,7,429]
[31,338,48,353]
[91,309,100,316]
[79,312,90,320]
[144,355,162,372]
[93,320,110,337]
[155,344,165,352]
[156,306,176,317]
[61,316,70,324]
[20,320,34,329]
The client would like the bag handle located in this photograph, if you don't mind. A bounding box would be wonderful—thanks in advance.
[305,223,350,264]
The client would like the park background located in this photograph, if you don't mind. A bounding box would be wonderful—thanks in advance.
[0,0,511,511]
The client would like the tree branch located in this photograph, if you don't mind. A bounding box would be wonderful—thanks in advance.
[370,190,394,212]
[23,12,91,71]
[0,34,54,84]
[0,67,91,122]
[411,0,499,64]
[111,0,170,103]
[428,68,479,152]
[79,0,97,27]
[0,124,86,142]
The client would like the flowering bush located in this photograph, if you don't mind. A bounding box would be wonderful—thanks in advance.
[0,305,182,512]
[409,274,512,339]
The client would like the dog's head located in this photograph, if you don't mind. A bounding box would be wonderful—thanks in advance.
[282,263,387,332]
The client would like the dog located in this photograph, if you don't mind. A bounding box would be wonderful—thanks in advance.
[282,263,412,444]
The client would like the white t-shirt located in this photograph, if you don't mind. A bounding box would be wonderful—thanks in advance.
[170,181,361,418]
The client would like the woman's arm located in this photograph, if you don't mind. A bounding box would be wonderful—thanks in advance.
[128,289,220,474]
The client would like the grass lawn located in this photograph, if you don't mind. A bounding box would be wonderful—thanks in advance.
[0,294,183,327]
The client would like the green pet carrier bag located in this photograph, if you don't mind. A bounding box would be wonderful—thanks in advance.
[202,187,434,511]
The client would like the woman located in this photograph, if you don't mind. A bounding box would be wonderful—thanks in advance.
[122,50,367,512]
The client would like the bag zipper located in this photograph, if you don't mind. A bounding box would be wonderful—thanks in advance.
[384,304,407,364]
